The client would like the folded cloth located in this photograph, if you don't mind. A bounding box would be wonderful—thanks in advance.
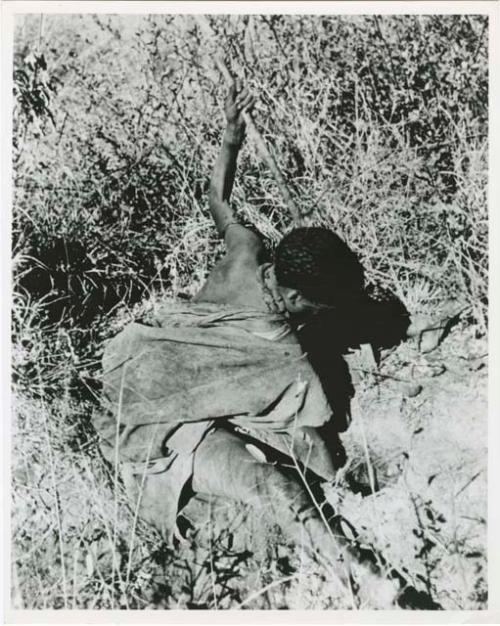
[94,300,335,533]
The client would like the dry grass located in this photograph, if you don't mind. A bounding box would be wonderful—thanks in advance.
[11,13,488,610]
[11,322,487,609]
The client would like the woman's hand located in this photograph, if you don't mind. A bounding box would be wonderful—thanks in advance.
[224,80,255,137]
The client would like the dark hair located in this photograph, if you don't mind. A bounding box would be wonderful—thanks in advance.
[274,227,365,306]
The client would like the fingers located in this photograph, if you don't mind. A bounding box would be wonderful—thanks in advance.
[235,86,249,103]
[235,90,255,115]
[228,78,242,97]
[238,93,255,112]
[228,81,255,110]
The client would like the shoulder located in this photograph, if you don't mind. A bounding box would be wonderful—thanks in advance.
[194,225,269,307]
[224,223,265,258]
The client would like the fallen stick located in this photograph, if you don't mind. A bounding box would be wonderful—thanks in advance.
[213,54,301,225]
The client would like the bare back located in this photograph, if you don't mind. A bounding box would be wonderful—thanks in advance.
[193,226,269,309]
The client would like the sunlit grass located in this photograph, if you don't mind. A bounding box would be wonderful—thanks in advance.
[11,13,487,610]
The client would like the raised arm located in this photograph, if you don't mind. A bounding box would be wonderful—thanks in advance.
[209,81,263,254]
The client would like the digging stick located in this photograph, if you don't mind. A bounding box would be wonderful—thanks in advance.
[213,55,302,225]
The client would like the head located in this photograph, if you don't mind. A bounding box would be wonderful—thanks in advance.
[273,227,365,316]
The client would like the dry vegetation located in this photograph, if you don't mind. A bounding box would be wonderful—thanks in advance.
[11,14,487,610]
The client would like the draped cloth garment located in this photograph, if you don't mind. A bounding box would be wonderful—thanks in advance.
[94,300,335,535]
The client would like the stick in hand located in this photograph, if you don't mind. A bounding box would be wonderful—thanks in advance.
[214,55,302,225]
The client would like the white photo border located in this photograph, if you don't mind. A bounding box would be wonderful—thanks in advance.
[1,2,498,624]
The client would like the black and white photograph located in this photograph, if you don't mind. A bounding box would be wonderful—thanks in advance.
[4,0,496,616]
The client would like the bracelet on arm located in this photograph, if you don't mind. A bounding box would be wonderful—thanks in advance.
[221,221,241,238]
[221,216,267,245]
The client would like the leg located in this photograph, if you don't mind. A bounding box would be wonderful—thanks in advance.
[190,428,441,609]
[192,429,357,575]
